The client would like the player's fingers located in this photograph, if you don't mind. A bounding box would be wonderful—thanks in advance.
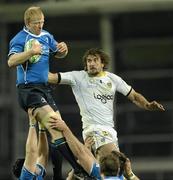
[58,43,67,52]
[49,118,57,122]
[58,46,67,52]
[158,104,165,111]
[58,42,67,49]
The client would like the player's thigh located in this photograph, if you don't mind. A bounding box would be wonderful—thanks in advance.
[55,110,62,119]
[34,105,63,140]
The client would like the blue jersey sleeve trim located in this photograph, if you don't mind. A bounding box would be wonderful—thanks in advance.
[36,163,46,177]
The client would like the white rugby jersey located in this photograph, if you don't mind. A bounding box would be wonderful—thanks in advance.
[59,70,131,129]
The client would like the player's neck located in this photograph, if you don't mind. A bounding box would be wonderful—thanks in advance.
[89,71,106,77]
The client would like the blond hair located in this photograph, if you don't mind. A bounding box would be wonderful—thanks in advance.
[24,6,44,25]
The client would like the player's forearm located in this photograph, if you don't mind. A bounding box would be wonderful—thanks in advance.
[128,89,165,111]
[63,127,94,173]
[132,92,149,110]
[63,127,86,159]
[26,126,38,154]
[8,50,33,67]
[24,125,38,170]
[48,72,58,84]
[37,132,49,167]
[128,89,149,110]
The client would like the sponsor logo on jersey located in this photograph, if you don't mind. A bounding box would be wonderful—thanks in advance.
[94,93,113,104]
[107,82,112,88]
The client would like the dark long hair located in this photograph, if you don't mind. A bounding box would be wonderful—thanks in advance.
[82,48,110,71]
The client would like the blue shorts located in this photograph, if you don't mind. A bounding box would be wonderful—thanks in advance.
[17,83,58,112]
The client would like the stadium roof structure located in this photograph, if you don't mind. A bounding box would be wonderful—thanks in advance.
[1,0,173,22]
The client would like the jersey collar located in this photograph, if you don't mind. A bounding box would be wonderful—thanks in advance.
[95,71,106,77]
[23,26,43,38]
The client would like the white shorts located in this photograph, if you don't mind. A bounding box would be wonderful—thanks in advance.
[82,124,119,151]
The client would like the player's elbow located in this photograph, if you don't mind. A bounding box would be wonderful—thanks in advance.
[8,57,15,68]
[8,61,14,68]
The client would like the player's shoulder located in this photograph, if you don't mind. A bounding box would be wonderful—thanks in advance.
[106,71,122,81]
[69,70,86,77]
[106,71,120,78]
[39,30,56,44]
[41,29,49,35]
[70,70,85,74]
[10,29,27,43]
[41,29,53,37]
[67,70,87,81]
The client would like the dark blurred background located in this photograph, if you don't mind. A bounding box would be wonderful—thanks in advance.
[0,0,173,179]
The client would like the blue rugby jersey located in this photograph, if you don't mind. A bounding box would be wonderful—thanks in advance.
[19,166,36,180]
[90,162,101,180]
[8,27,58,85]
[19,164,46,180]
[90,162,123,180]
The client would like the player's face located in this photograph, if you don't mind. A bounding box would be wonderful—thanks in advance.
[86,54,104,76]
[27,14,44,35]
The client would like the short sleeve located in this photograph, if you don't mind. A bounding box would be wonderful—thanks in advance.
[8,37,24,56]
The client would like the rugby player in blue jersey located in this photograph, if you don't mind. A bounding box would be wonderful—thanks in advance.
[8,6,86,179]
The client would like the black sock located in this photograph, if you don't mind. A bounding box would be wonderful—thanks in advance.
[51,137,84,172]
[50,145,64,180]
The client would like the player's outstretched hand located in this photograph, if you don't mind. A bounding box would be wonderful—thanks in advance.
[58,42,68,53]
[146,101,165,111]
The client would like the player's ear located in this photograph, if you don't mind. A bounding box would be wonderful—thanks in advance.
[101,63,104,69]
[84,65,87,71]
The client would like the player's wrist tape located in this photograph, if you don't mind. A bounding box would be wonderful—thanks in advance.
[30,124,36,128]
[39,129,46,132]
[125,172,136,180]
[39,122,46,131]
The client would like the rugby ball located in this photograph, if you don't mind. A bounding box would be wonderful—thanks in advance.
[24,39,41,63]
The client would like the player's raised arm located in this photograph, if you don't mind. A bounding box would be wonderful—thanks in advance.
[124,158,140,180]
[127,89,165,111]
[48,118,96,174]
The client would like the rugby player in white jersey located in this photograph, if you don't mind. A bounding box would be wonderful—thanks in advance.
[48,48,165,158]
